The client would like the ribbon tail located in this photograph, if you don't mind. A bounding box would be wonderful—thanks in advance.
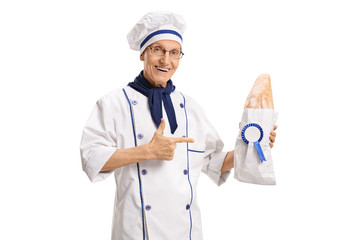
[254,141,266,163]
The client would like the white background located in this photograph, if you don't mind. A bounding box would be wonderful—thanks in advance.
[1,0,360,239]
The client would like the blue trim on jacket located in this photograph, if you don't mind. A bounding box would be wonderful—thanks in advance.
[188,149,205,153]
[123,88,146,240]
[180,92,193,240]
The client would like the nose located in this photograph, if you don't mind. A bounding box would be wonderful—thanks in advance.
[160,52,171,65]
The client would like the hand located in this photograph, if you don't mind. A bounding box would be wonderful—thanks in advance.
[239,122,278,148]
[147,118,195,160]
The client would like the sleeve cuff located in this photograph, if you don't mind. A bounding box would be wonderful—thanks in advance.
[82,146,117,183]
[204,151,231,186]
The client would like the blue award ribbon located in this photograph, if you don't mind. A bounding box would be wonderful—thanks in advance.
[254,141,266,163]
[241,123,266,163]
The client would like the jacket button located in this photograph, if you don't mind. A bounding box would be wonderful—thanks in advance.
[186,204,190,210]
[141,169,147,175]
[137,133,144,139]
[183,169,188,175]
[180,103,184,108]
[132,100,138,105]
[145,205,151,211]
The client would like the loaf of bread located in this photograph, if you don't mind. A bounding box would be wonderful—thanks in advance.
[244,74,274,109]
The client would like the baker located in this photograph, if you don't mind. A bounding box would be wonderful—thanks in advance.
[80,11,277,240]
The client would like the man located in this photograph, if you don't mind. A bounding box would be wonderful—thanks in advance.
[80,11,277,240]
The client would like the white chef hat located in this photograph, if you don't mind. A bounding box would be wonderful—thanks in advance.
[127,11,186,54]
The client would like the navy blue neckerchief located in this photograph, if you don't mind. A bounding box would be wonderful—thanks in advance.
[128,71,178,134]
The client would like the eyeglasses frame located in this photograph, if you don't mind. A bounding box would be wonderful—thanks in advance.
[147,46,184,59]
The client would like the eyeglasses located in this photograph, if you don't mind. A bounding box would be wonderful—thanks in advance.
[147,46,184,59]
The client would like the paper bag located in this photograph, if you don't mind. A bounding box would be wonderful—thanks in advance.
[234,74,278,185]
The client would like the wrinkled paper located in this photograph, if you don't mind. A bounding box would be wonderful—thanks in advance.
[234,109,278,185]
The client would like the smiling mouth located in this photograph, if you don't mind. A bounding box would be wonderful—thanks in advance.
[156,66,170,72]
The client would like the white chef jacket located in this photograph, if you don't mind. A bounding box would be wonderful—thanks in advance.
[80,86,230,240]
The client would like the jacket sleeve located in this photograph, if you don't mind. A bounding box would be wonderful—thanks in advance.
[80,97,117,182]
[201,116,231,186]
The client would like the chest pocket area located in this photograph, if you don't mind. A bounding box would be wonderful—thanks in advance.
[187,143,206,177]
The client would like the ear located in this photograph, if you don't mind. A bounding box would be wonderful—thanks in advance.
[140,52,144,61]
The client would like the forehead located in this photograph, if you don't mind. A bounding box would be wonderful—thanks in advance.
[150,40,181,50]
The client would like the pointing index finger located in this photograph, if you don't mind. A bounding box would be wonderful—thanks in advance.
[172,137,195,143]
